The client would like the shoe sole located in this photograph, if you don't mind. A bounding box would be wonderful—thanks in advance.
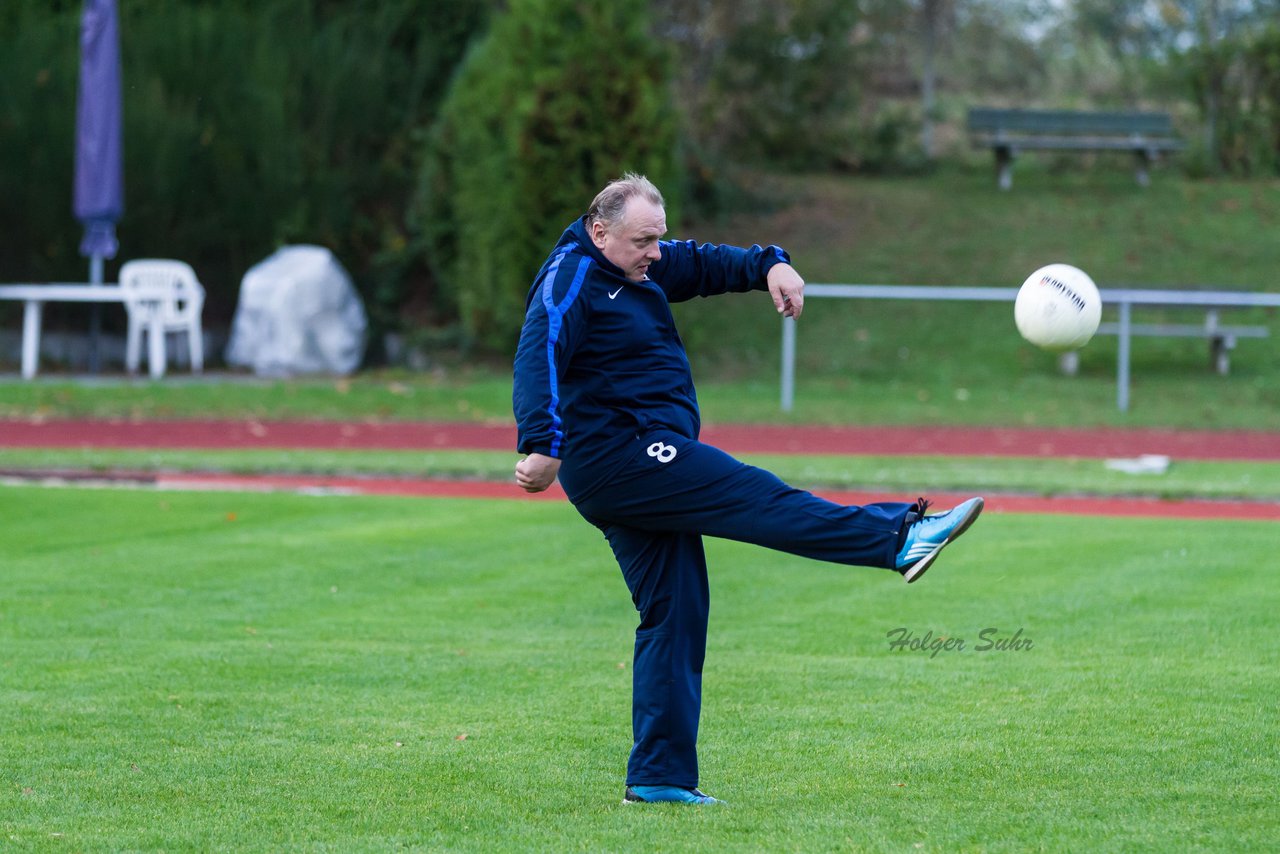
[902,497,984,584]
[622,789,724,806]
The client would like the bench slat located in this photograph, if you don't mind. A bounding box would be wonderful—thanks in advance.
[967,107,1182,188]
[993,136,1183,151]
[968,107,1176,136]
[1096,322,1269,338]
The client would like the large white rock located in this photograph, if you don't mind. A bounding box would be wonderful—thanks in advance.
[225,245,367,375]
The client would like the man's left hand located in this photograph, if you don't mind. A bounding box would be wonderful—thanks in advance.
[515,453,561,493]
[768,263,805,319]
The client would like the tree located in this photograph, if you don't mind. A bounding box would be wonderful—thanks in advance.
[919,0,950,158]
[1069,0,1280,167]
[650,0,867,171]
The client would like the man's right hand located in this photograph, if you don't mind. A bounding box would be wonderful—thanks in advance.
[515,453,561,493]
[767,262,805,319]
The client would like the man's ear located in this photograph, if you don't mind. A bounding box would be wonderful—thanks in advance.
[590,220,608,249]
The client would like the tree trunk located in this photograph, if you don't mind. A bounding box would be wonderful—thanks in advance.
[921,0,940,158]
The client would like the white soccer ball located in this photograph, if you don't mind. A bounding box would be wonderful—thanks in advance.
[1014,264,1102,352]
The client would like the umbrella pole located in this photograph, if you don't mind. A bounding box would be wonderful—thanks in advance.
[89,253,103,374]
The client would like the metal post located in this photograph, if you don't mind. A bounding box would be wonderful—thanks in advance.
[21,300,43,380]
[780,316,796,412]
[88,253,103,373]
[1116,300,1132,412]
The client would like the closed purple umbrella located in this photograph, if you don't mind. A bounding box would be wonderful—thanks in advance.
[73,0,123,370]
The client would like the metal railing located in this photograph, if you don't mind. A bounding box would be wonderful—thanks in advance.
[780,284,1280,413]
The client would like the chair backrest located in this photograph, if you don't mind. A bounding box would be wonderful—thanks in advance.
[119,259,205,325]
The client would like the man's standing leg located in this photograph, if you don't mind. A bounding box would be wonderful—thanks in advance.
[598,523,710,790]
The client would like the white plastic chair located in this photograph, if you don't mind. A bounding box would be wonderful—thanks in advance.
[119,259,206,379]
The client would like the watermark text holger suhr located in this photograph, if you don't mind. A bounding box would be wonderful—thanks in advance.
[886,627,1033,659]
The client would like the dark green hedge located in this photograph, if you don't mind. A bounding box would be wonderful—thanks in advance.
[0,0,489,336]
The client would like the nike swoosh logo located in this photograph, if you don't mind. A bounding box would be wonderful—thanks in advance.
[608,287,623,300]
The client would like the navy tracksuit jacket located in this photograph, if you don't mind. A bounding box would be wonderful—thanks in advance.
[514,216,913,788]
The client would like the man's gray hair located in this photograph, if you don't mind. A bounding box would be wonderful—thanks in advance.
[587,173,665,231]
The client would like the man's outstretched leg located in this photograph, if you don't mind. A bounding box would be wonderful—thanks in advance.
[576,430,982,581]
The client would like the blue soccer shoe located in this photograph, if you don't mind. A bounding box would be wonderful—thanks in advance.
[896,496,984,583]
[623,785,725,806]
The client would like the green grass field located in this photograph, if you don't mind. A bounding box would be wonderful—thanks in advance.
[4,485,1277,851]
[2,168,1276,850]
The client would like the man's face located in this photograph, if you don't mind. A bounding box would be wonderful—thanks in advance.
[591,197,666,282]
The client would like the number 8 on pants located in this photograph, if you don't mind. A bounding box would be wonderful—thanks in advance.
[647,442,677,464]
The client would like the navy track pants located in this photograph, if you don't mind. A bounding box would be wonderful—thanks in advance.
[572,430,914,789]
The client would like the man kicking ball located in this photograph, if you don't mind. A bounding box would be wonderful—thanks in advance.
[512,173,982,806]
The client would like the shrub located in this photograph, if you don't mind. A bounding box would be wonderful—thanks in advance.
[417,0,680,353]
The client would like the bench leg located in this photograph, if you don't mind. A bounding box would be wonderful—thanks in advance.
[1206,312,1231,375]
[1211,335,1235,376]
[1058,350,1079,376]
[996,146,1013,191]
[1134,150,1152,188]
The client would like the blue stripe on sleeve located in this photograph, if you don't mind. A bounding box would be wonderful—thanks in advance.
[539,245,592,458]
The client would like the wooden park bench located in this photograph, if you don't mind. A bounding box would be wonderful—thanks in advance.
[968,107,1184,190]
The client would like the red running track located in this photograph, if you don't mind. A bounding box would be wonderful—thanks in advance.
[4,418,1279,519]
[5,418,1280,460]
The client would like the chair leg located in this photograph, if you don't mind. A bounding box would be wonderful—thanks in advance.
[148,319,166,380]
[189,324,204,373]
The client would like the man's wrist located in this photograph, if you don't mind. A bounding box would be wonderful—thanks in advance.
[759,247,791,287]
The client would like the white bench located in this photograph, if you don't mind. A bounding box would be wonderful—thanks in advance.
[0,284,168,379]
[780,285,1279,412]
[1058,310,1270,377]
